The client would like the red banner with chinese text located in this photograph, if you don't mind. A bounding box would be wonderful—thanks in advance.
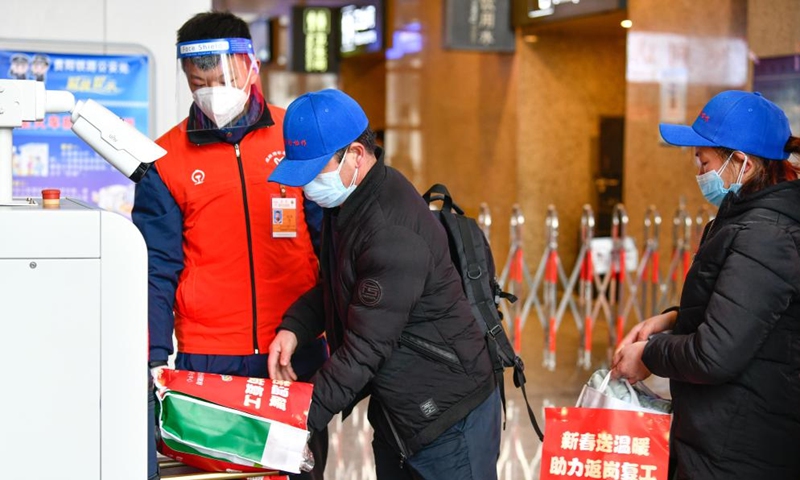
[540,407,671,480]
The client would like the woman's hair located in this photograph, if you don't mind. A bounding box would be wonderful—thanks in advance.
[718,136,800,195]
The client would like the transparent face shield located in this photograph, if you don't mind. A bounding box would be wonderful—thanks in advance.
[176,38,264,132]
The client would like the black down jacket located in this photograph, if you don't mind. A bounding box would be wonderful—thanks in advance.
[279,152,495,454]
[643,180,800,480]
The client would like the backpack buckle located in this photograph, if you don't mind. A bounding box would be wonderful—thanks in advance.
[488,324,503,338]
[467,263,482,279]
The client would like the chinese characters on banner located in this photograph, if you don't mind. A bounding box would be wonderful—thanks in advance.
[541,407,671,480]
[1,50,150,217]
[444,0,515,52]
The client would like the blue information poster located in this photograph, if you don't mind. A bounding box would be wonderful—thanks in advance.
[0,50,150,216]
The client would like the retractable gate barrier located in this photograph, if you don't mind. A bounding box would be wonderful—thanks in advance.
[498,204,534,353]
[610,204,630,349]
[563,205,595,370]
[621,206,661,323]
[658,200,692,311]
[491,198,702,371]
[589,204,631,352]
[518,205,581,371]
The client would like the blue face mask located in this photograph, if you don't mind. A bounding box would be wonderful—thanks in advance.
[303,147,358,208]
[696,153,747,207]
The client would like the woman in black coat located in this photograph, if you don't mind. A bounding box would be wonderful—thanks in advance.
[613,90,800,480]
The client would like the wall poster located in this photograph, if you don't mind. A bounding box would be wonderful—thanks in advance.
[753,55,800,141]
[0,43,152,217]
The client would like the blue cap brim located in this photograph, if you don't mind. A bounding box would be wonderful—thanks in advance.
[268,153,332,187]
[659,124,717,148]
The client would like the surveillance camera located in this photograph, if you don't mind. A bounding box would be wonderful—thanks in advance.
[70,99,166,183]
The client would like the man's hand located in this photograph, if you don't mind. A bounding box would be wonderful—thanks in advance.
[268,330,299,381]
[149,361,168,389]
[611,341,651,384]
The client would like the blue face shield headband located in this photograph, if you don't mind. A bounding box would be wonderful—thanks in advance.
[177,38,261,130]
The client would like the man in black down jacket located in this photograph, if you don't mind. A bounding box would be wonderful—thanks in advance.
[613,91,800,480]
[267,89,501,480]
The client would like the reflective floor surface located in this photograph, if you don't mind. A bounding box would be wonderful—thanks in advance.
[323,315,671,480]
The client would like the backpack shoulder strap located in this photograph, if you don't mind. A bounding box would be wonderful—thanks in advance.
[451,212,517,368]
[448,211,545,440]
[512,358,545,441]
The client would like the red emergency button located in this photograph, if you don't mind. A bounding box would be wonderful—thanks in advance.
[41,189,61,208]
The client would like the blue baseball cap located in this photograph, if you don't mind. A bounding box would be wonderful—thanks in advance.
[659,90,791,160]
[269,89,368,187]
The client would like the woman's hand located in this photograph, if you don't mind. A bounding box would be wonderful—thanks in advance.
[617,310,677,351]
[611,341,651,384]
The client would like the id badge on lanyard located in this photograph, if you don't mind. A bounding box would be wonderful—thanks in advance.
[272,186,297,238]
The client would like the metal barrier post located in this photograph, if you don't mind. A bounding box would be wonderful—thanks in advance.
[569,205,595,369]
[643,206,662,318]
[498,204,534,353]
[622,205,661,322]
[610,204,629,349]
[543,206,559,370]
[478,202,492,243]
[658,200,692,310]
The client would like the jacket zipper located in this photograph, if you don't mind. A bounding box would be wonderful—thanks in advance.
[381,404,409,468]
[399,333,460,368]
[235,143,260,354]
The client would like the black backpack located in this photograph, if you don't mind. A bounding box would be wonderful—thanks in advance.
[423,184,544,441]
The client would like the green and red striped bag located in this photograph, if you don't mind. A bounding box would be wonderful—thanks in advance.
[154,369,314,476]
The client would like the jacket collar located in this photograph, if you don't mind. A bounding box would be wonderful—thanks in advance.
[333,147,386,229]
[716,179,800,225]
[187,94,275,146]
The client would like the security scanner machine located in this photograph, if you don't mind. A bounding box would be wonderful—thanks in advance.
[0,79,157,480]
[0,198,149,479]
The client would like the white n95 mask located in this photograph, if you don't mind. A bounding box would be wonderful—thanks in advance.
[192,86,249,128]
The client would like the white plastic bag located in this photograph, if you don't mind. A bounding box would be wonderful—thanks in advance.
[576,369,671,414]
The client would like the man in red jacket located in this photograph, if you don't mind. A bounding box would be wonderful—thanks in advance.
[132,11,327,480]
